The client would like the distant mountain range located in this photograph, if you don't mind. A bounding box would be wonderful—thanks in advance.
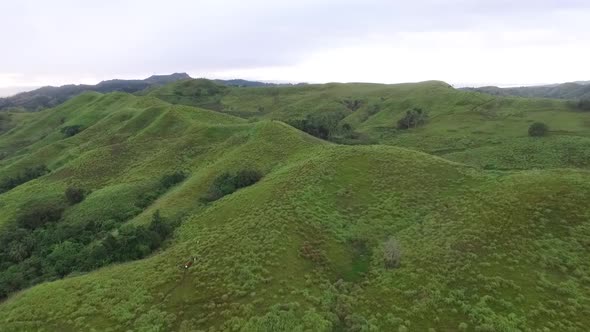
[0,73,190,112]
[0,74,291,112]
[462,81,590,100]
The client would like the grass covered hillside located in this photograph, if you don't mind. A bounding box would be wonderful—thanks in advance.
[147,79,590,170]
[0,85,589,331]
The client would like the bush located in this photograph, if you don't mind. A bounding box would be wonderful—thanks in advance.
[397,108,428,129]
[60,125,83,137]
[203,169,263,202]
[528,122,549,137]
[160,171,187,189]
[65,187,85,205]
[0,200,180,299]
[383,237,402,268]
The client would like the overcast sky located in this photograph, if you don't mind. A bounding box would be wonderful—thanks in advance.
[1,0,590,95]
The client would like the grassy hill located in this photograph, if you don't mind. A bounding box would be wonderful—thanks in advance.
[0,83,590,331]
[462,82,590,101]
[147,79,590,169]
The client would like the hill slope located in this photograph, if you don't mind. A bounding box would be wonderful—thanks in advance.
[148,79,590,170]
[462,82,590,100]
[0,91,589,331]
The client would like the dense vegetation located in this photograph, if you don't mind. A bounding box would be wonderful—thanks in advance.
[0,165,49,194]
[0,170,185,298]
[0,80,589,331]
[203,169,263,202]
[396,107,428,129]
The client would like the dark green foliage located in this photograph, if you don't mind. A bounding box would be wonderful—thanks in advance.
[60,125,83,137]
[0,207,179,298]
[528,122,549,137]
[203,169,263,202]
[16,204,64,230]
[136,171,188,209]
[65,187,85,205]
[0,165,49,193]
[289,111,347,140]
[397,107,428,129]
[87,210,175,264]
[341,99,363,112]
[577,99,590,111]
[160,171,187,189]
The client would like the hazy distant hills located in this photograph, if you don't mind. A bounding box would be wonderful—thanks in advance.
[0,74,292,112]
[0,73,191,112]
[462,81,590,100]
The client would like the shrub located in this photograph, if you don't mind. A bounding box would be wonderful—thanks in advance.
[383,237,402,268]
[203,169,263,202]
[60,125,83,137]
[397,108,428,129]
[65,187,85,205]
[234,169,263,188]
[160,171,187,189]
[528,122,549,137]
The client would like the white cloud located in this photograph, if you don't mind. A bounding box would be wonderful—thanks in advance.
[1,0,590,88]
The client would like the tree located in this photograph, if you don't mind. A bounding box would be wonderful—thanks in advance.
[149,210,172,238]
[203,169,263,202]
[528,122,549,137]
[46,241,83,277]
[397,108,428,129]
[60,125,83,137]
[341,99,363,112]
[160,171,187,189]
[383,237,402,268]
[65,187,85,205]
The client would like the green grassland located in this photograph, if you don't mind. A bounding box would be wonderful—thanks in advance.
[0,81,589,331]
[147,79,590,170]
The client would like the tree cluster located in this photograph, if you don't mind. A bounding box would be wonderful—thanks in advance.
[0,207,177,298]
[397,108,428,129]
[289,111,347,140]
[203,169,263,202]
[0,165,49,194]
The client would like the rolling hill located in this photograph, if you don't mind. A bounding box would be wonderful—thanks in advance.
[147,79,590,169]
[0,82,589,331]
[462,82,590,101]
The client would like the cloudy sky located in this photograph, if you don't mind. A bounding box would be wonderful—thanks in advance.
[1,0,590,95]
